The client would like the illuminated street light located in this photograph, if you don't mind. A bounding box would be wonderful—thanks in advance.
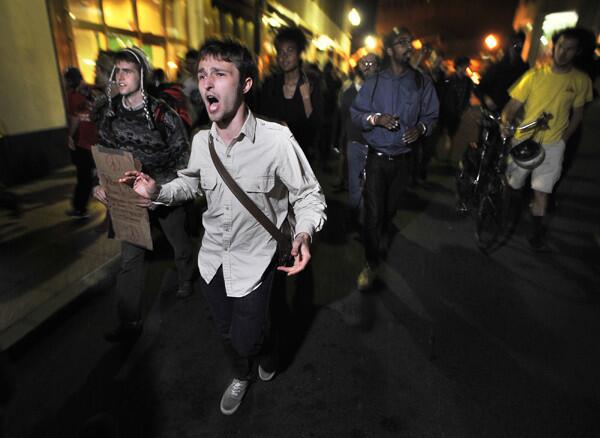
[412,39,423,50]
[364,35,377,50]
[484,34,498,50]
[314,35,334,51]
[348,8,361,26]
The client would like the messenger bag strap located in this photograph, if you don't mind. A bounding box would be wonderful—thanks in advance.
[208,133,289,246]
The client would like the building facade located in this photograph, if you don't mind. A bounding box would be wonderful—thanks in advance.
[513,0,600,65]
[0,0,352,185]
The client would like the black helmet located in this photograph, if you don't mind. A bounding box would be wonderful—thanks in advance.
[510,138,545,169]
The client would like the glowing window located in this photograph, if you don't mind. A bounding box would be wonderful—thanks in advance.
[107,32,140,51]
[166,0,187,40]
[137,0,165,36]
[102,0,136,31]
[222,13,234,37]
[67,0,103,24]
[73,28,107,83]
[245,21,255,51]
[141,44,166,71]
[167,42,187,80]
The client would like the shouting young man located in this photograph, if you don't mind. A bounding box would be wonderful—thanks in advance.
[122,39,326,415]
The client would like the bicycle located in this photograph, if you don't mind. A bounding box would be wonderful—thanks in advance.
[456,107,550,252]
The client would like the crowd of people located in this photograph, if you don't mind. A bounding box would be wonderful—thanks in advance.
[55,23,597,416]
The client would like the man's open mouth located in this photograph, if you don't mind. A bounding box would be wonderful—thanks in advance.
[206,94,219,112]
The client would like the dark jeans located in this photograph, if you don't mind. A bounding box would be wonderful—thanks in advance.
[347,141,368,210]
[201,263,278,380]
[70,147,95,212]
[363,150,411,267]
[116,204,195,323]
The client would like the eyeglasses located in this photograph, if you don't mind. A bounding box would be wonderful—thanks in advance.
[360,60,376,68]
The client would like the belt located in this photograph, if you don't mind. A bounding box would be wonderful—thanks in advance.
[367,146,411,161]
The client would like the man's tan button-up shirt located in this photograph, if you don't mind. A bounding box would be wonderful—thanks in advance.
[156,111,327,297]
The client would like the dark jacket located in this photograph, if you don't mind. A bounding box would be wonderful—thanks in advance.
[477,56,530,111]
[95,94,190,185]
[257,71,323,153]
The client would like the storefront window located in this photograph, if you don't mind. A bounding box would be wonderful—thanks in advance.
[235,17,245,42]
[107,32,140,51]
[72,28,107,83]
[245,21,255,51]
[67,0,103,24]
[222,13,234,37]
[167,42,187,79]
[142,44,166,71]
[137,0,165,36]
[102,0,136,31]
[166,0,187,40]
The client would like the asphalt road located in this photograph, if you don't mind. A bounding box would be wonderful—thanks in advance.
[2,105,599,438]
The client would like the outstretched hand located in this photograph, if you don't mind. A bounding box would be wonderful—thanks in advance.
[277,232,312,276]
[119,171,158,208]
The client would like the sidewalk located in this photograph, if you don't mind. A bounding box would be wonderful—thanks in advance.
[0,166,120,349]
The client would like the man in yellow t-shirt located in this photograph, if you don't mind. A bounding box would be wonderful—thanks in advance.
[501,27,593,250]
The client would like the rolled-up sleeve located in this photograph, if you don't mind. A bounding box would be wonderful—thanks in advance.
[276,134,327,239]
[155,134,203,205]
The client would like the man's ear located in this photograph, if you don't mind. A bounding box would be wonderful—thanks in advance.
[242,77,253,95]
[386,47,393,58]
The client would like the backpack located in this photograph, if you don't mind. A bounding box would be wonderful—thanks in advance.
[152,83,192,129]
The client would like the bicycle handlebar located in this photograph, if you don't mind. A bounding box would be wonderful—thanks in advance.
[516,112,551,132]
[479,107,551,141]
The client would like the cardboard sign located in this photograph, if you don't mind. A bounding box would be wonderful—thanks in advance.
[91,145,153,250]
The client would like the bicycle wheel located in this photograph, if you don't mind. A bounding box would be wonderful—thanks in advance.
[475,173,510,251]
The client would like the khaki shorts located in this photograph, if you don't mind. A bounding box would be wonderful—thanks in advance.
[506,139,566,194]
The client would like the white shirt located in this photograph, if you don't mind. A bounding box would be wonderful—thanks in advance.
[156,111,327,297]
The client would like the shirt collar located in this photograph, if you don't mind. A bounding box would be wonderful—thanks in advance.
[209,108,257,145]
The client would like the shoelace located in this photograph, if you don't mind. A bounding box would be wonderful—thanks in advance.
[231,380,245,397]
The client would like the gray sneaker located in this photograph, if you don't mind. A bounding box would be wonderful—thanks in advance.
[258,364,275,382]
[220,379,249,415]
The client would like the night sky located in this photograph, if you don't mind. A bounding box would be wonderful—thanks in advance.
[353,0,520,57]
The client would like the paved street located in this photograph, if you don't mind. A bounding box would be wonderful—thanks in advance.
[1,102,599,438]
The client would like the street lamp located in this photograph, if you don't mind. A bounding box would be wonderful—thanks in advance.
[364,35,377,50]
[348,8,361,27]
[484,34,499,50]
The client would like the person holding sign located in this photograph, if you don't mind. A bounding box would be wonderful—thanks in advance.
[121,39,326,415]
[92,47,195,343]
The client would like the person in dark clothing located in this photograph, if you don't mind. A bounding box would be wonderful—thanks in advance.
[477,31,529,113]
[320,61,343,166]
[340,53,379,225]
[93,47,196,342]
[440,56,473,138]
[64,67,98,219]
[418,49,447,180]
[351,27,439,290]
[258,26,323,159]
[148,68,193,133]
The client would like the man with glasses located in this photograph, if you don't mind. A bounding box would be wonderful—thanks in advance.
[339,53,379,231]
[351,27,439,290]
